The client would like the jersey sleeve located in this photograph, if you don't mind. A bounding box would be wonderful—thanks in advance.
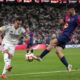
[2,26,7,31]
[77,15,80,25]
[21,28,26,37]
[22,28,26,33]
[2,24,10,31]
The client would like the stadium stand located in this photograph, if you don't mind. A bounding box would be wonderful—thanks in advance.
[0,4,80,44]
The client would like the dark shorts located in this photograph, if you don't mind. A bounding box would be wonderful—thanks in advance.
[27,42,33,49]
[57,34,70,49]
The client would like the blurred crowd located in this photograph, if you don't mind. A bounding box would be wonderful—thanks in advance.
[0,4,80,44]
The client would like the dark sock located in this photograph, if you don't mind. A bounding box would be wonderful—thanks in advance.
[27,50,29,53]
[40,49,50,59]
[60,56,68,67]
[31,49,33,53]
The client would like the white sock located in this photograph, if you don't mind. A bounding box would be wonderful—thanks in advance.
[2,53,11,74]
[4,53,11,67]
[2,64,7,75]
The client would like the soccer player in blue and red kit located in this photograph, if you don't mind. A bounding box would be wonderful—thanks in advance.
[25,27,34,54]
[34,6,80,72]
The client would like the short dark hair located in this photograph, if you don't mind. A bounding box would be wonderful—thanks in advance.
[15,17,22,21]
[14,17,24,23]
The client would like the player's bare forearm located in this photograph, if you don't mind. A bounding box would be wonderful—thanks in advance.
[25,35,30,39]
[23,35,30,44]
[0,27,4,32]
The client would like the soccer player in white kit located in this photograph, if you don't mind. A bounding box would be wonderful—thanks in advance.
[0,18,26,79]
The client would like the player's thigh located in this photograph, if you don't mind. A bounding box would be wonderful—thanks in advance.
[55,46,65,58]
[47,38,58,50]
[8,45,15,56]
[55,46,63,54]
[50,38,58,46]
[2,43,10,53]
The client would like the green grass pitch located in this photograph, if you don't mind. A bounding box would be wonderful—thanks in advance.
[0,48,80,80]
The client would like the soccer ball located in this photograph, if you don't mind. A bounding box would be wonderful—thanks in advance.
[25,53,34,62]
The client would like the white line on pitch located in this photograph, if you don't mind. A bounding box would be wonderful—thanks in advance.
[9,69,80,77]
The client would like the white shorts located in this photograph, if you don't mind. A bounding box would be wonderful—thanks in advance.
[2,42,15,56]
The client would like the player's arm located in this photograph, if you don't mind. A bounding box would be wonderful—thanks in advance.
[22,33,30,43]
[0,26,5,32]
[25,34,30,39]
[24,35,30,42]
[21,27,30,43]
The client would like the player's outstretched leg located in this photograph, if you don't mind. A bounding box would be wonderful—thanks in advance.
[34,39,58,61]
[0,52,12,79]
[55,47,72,72]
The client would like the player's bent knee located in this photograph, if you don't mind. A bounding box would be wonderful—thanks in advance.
[47,44,54,50]
[3,49,9,54]
[50,38,58,44]
[55,50,59,55]
[8,53,13,59]
[3,50,13,58]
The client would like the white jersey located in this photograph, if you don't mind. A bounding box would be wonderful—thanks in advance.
[2,24,25,45]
